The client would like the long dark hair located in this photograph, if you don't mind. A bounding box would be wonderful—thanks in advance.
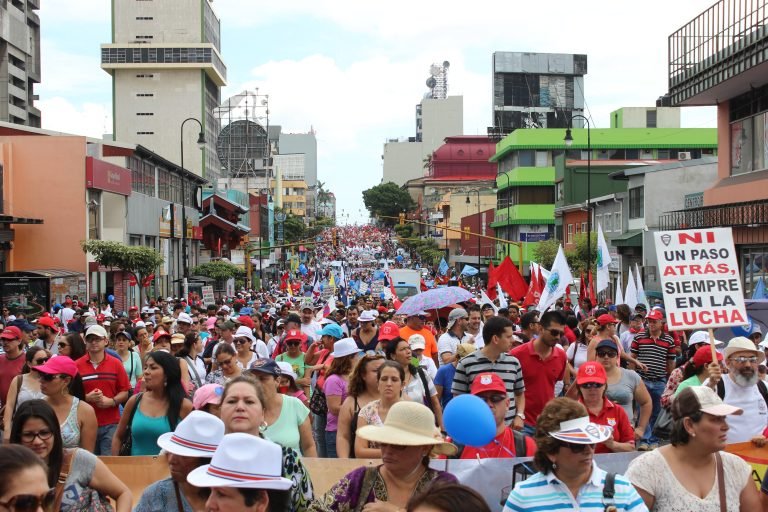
[176,332,199,359]
[0,445,49,497]
[348,354,385,397]
[64,332,87,360]
[144,351,185,430]
[22,346,47,374]
[326,353,356,379]
[10,399,63,487]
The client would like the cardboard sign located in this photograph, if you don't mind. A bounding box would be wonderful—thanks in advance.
[654,228,748,330]
[201,286,215,306]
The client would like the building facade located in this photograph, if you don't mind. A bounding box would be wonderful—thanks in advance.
[0,0,40,127]
[102,0,226,179]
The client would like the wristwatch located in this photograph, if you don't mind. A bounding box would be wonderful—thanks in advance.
[515,412,526,420]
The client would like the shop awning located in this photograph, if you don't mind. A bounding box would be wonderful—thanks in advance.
[611,230,642,247]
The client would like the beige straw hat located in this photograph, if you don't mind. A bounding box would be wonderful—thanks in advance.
[357,401,457,456]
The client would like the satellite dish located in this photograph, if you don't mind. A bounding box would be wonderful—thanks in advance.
[429,64,441,76]
[216,120,268,177]
[426,77,437,89]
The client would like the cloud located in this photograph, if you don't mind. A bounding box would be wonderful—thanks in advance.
[37,0,110,24]
[37,97,112,139]
[37,39,112,98]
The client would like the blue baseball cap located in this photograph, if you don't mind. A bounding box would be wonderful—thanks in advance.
[8,319,34,332]
[317,323,344,339]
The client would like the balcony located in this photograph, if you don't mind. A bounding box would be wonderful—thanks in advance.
[658,198,768,230]
[101,44,227,86]
[667,0,768,106]
[490,204,555,227]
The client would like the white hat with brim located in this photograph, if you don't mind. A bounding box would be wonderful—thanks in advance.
[276,361,298,381]
[187,433,293,490]
[157,410,224,458]
[547,416,613,444]
[331,338,361,359]
[358,310,376,322]
[673,386,744,419]
[357,401,457,456]
[688,331,724,348]
[724,336,765,364]
[233,326,256,343]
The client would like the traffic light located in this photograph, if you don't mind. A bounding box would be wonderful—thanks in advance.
[399,213,405,225]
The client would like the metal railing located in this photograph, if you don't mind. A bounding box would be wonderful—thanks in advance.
[668,0,768,88]
[658,198,768,230]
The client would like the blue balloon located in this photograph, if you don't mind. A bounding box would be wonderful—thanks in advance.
[107,295,115,303]
[732,316,755,337]
[443,394,496,447]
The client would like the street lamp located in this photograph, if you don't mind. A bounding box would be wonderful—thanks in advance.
[179,117,206,299]
[564,115,592,288]
[466,190,481,269]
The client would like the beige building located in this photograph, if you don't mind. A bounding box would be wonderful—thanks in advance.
[101,0,226,179]
[382,96,463,186]
[270,179,307,217]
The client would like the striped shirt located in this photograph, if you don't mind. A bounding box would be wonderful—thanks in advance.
[503,463,648,512]
[630,330,676,381]
[452,349,525,424]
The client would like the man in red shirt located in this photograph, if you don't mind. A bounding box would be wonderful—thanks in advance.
[0,326,26,410]
[460,372,536,459]
[76,324,130,455]
[511,310,567,435]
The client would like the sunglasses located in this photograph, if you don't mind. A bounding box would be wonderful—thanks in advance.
[286,341,301,347]
[39,373,62,382]
[33,357,49,365]
[0,489,55,512]
[596,351,617,358]
[479,394,506,404]
[561,442,596,453]
[580,382,604,389]
[233,338,250,345]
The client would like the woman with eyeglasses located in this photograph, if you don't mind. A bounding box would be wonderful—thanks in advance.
[219,375,314,511]
[573,362,635,453]
[0,444,54,512]
[565,321,598,378]
[58,333,86,361]
[36,356,97,451]
[10,399,131,511]
[111,351,193,456]
[385,338,444,430]
[336,353,385,458]
[2,347,49,442]
[205,343,242,385]
[502,397,645,512]
[354,361,406,459]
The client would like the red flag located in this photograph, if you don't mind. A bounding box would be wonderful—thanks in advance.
[536,267,545,298]
[579,271,587,302]
[522,270,539,308]
[587,270,596,303]
[498,257,528,302]
[486,260,498,300]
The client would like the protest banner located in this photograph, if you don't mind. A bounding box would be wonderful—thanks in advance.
[654,228,748,330]
[201,285,215,306]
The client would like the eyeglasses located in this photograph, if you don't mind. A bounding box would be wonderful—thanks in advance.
[560,442,596,453]
[39,373,62,382]
[218,358,234,368]
[20,429,53,443]
[0,489,55,512]
[730,356,759,364]
[33,357,49,365]
[580,382,604,389]
[596,351,617,359]
[478,394,506,404]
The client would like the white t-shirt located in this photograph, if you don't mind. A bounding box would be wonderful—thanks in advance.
[436,331,473,366]
[566,342,589,371]
[418,355,438,380]
[251,340,269,359]
[300,321,321,341]
[267,336,279,357]
[404,369,437,403]
[721,375,768,443]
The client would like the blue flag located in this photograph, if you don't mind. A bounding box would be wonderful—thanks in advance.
[753,276,767,300]
[460,265,479,276]
[438,257,449,276]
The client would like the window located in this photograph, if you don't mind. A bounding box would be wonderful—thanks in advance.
[136,112,154,116]
[519,186,554,204]
[136,93,154,97]
[614,211,621,231]
[731,112,768,175]
[535,151,548,167]
[626,149,639,159]
[575,223,581,234]
[657,149,670,159]
[595,214,602,230]
[581,222,587,234]
[555,182,564,202]
[567,224,573,244]
[135,35,154,39]
[136,131,154,135]
[158,169,171,201]
[603,213,611,232]
[646,110,657,128]
[136,74,155,78]
[136,16,154,20]
[517,150,535,166]
[629,187,644,219]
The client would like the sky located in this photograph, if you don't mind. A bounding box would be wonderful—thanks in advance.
[37,0,719,225]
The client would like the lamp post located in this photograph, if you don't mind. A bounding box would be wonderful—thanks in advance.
[564,115,592,285]
[466,190,481,269]
[179,117,206,299]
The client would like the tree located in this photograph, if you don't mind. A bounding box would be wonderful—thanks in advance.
[533,239,560,269]
[570,233,597,275]
[283,212,307,243]
[81,240,164,305]
[306,216,336,240]
[362,182,416,224]
[394,224,442,265]
[191,260,245,281]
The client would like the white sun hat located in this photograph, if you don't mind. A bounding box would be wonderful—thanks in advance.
[157,410,224,457]
[331,337,361,358]
[547,416,613,444]
[187,433,293,490]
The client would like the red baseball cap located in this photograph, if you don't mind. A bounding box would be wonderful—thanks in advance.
[34,356,77,377]
[470,372,507,395]
[237,315,255,330]
[36,316,57,330]
[378,321,400,341]
[596,314,618,326]
[129,306,139,311]
[153,330,171,343]
[284,329,305,342]
[693,345,723,367]
[0,326,22,340]
[646,310,664,321]
[576,361,607,385]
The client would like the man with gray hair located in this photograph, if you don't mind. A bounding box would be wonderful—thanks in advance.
[714,336,768,443]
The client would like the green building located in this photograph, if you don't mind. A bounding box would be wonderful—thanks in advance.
[490,124,718,272]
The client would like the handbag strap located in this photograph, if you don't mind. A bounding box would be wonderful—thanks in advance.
[185,356,202,387]
[173,481,185,512]
[53,449,76,512]
[715,452,726,512]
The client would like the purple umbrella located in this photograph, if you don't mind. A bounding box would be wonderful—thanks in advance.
[396,287,474,316]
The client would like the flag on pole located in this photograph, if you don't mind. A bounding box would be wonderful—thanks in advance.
[579,271,587,303]
[461,265,479,276]
[312,268,322,298]
[635,264,650,311]
[319,298,337,319]
[596,223,612,293]
[625,267,638,309]
[339,263,348,307]
[587,271,596,304]
[522,268,539,308]
[486,260,498,300]
[497,282,508,309]
[537,245,574,313]
[615,270,624,305]
[480,289,499,314]
[438,257,449,276]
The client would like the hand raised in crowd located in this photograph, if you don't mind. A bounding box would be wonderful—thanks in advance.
[707,360,722,386]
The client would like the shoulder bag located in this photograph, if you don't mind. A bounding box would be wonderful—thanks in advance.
[0,374,23,420]
[715,452,726,512]
[118,392,143,456]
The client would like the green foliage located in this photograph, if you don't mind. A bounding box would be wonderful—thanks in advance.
[533,239,559,269]
[274,207,307,243]
[393,224,442,265]
[306,216,336,239]
[362,182,416,224]
[191,260,245,281]
[570,233,597,274]
[81,240,164,303]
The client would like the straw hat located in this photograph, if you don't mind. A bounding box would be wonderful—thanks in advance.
[724,336,765,364]
[357,401,456,456]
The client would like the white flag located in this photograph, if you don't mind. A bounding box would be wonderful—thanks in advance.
[496,282,508,309]
[537,245,574,313]
[615,270,624,306]
[635,263,650,311]
[596,223,612,293]
[480,289,499,314]
[625,267,638,309]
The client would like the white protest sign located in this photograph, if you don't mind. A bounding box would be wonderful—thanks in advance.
[654,228,747,330]
[201,286,215,306]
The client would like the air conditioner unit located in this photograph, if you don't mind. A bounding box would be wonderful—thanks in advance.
[678,152,692,161]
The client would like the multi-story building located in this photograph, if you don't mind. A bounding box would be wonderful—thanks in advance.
[490,52,586,137]
[491,123,718,273]
[101,0,226,179]
[659,0,768,297]
[0,0,40,127]
[279,132,317,188]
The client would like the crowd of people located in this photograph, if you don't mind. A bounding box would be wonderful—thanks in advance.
[1,267,768,510]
